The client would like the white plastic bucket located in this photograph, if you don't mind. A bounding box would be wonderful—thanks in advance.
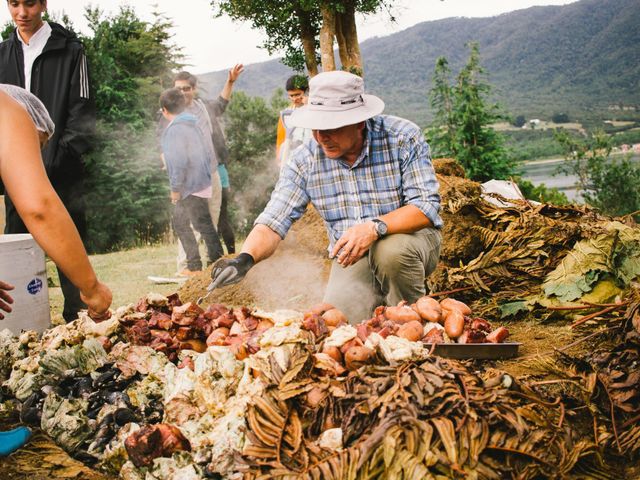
[0,234,50,333]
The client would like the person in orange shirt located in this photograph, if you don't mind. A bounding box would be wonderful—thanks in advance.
[276,75,311,167]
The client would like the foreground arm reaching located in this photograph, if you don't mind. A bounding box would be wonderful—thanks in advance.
[0,92,111,318]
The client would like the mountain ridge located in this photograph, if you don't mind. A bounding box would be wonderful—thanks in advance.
[198,0,640,126]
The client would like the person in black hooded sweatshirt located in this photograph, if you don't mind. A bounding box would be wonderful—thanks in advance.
[0,0,95,322]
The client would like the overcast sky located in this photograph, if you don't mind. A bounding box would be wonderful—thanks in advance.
[1,0,577,73]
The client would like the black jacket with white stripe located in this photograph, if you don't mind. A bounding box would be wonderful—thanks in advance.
[0,22,95,183]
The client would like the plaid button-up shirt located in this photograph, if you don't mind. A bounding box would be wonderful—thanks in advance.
[255,115,442,251]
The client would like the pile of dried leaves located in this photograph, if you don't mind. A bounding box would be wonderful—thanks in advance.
[239,354,600,479]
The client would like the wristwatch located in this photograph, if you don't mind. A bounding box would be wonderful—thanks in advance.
[371,218,388,238]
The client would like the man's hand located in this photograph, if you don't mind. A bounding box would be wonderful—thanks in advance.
[79,281,113,322]
[330,222,378,267]
[0,281,14,320]
[170,191,181,204]
[228,64,244,83]
[210,253,254,289]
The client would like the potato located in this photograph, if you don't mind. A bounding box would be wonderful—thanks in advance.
[384,305,422,324]
[344,346,374,370]
[444,310,465,339]
[396,321,424,342]
[322,308,348,327]
[309,303,335,316]
[415,296,443,323]
[322,345,343,363]
[440,298,472,316]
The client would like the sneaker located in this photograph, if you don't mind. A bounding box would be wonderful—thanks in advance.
[177,269,202,278]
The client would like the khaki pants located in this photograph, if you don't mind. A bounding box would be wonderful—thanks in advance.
[323,227,442,324]
[176,170,222,272]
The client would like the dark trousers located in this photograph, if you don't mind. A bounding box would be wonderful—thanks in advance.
[173,195,223,270]
[4,180,87,322]
[217,187,235,254]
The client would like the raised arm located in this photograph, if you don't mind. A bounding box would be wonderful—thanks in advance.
[0,93,111,317]
[220,64,244,101]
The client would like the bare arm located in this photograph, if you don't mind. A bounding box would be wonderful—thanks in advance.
[330,205,431,267]
[0,94,111,316]
[219,64,244,101]
[241,224,282,263]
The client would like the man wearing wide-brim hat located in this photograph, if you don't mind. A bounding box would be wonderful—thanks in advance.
[210,70,442,323]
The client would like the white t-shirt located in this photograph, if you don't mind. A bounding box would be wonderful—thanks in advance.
[17,21,52,92]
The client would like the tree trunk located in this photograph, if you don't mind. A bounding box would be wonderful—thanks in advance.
[336,2,362,76]
[319,2,336,72]
[297,8,318,77]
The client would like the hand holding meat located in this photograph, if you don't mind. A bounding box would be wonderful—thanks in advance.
[330,222,378,267]
[210,253,255,289]
[80,280,113,322]
[0,280,14,319]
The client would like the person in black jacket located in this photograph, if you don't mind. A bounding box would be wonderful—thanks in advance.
[0,0,95,322]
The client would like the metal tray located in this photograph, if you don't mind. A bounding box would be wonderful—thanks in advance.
[423,342,521,359]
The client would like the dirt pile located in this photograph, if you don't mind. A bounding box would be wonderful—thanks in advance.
[179,158,487,308]
[179,206,330,310]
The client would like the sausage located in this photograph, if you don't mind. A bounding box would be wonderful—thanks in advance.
[444,310,465,339]
[440,298,472,316]
[486,327,510,343]
[384,306,422,324]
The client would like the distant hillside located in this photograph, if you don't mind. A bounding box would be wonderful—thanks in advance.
[198,0,640,127]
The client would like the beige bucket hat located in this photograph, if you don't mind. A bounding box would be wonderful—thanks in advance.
[287,71,384,130]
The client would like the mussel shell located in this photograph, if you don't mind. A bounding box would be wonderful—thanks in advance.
[72,376,94,397]
[114,407,138,426]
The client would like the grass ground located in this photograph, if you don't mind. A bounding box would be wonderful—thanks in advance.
[46,242,183,322]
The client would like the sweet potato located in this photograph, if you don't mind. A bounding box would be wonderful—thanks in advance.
[344,346,374,370]
[397,321,424,342]
[440,298,472,316]
[384,305,422,324]
[322,308,348,327]
[415,296,443,323]
[444,310,465,339]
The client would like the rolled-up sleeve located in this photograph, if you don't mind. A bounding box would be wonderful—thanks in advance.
[254,160,310,238]
[399,130,443,228]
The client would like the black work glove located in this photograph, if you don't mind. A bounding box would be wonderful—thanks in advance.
[209,253,255,289]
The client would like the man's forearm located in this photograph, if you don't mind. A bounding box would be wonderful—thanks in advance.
[378,205,433,234]
[241,224,282,262]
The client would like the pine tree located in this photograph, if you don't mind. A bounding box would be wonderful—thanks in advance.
[426,57,457,157]
[427,43,514,182]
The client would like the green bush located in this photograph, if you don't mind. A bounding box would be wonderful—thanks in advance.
[80,6,181,252]
[84,123,170,252]
[225,90,288,235]
[516,178,569,205]
[555,129,640,218]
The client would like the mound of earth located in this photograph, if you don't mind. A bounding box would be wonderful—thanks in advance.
[180,158,487,308]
